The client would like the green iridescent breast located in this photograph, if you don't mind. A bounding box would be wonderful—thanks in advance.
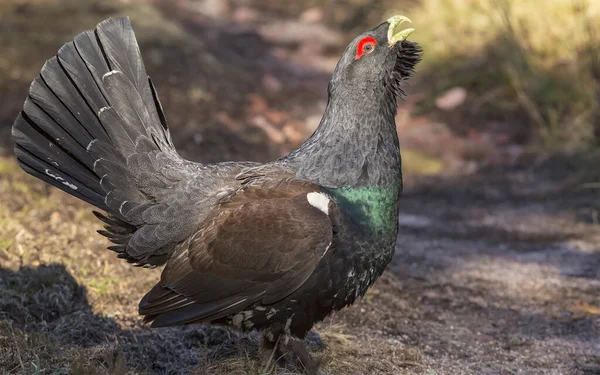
[329,186,400,234]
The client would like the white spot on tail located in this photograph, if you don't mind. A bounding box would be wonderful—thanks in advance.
[306,192,330,215]
[98,107,111,115]
[86,139,97,152]
[63,181,78,190]
[102,70,122,80]
[93,157,107,171]
[119,200,128,214]
[44,169,78,190]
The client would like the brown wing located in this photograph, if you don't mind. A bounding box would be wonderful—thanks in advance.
[139,179,333,327]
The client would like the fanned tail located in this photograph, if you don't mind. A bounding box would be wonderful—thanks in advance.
[12,16,173,209]
[12,17,177,267]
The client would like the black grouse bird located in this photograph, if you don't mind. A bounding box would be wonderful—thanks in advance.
[12,15,420,373]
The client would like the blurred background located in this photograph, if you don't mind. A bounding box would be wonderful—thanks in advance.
[0,0,599,374]
[2,0,600,172]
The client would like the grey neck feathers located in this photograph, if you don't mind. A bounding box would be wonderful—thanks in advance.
[284,84,402,189]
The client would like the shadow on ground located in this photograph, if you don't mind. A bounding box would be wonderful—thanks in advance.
[0,264,269,374]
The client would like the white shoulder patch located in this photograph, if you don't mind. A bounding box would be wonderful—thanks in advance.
[306,192,330,215]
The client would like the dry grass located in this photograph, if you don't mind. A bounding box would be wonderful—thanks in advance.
[396,0,600,152]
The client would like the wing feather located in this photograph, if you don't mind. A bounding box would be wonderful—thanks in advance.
[139,180,333,326]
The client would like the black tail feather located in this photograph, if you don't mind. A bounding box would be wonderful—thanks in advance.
[12,17,186,268]
[12,17,171,212]
[14,145,107,209]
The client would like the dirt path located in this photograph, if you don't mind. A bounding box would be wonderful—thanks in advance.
[336,173,600,375]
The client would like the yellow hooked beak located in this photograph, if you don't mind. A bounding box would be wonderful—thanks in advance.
[387,15,415,47]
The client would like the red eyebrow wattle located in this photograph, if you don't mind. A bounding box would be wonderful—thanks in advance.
[355,36,377,59]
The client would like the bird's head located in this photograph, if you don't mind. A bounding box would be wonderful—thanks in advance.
[288,16,422,188]
[328,15,422,113]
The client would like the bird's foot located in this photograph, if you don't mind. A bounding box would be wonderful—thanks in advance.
[260,332,321,375]
[259,333,282,373]
[280,335,321,375]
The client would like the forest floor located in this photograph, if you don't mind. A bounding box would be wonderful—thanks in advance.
[0,0,599,374]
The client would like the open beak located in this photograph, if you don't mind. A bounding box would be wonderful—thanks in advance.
[387,15,415,47]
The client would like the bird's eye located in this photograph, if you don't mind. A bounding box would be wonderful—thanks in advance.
[355,36,378,60]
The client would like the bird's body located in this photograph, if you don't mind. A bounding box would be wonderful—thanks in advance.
[215,183,401,340]
[12,16,420,372]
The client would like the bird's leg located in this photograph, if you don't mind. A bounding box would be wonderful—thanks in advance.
[280,335,320,375]
[260,330,282,372]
